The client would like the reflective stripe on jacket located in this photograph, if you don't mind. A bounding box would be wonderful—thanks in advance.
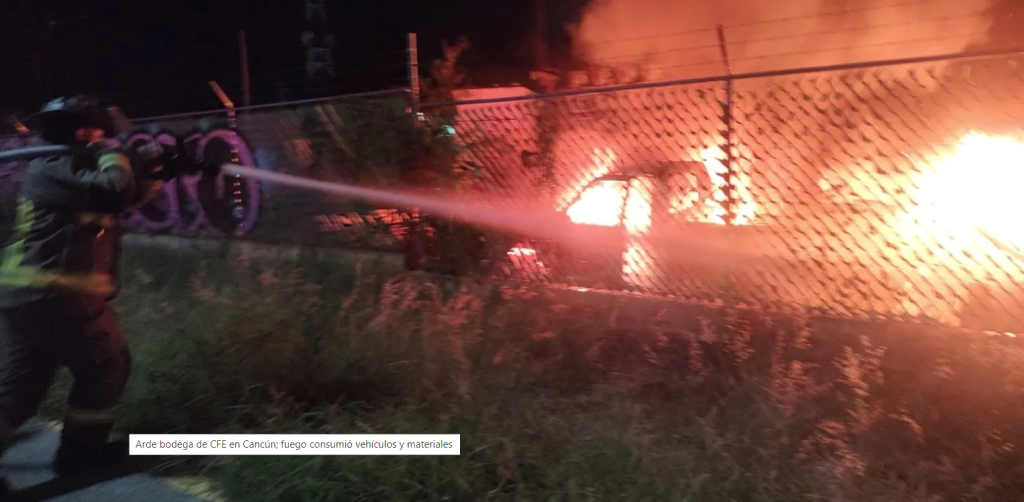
[0,145,141,308]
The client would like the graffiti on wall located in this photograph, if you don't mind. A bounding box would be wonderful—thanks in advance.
[0,135,42,222]
[0,127,262,236]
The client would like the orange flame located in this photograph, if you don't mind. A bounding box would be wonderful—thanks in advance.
[908,132,1024,255]
[511,134,1024,322]
[882,131,1024,323]
[553,146,758,287]
[565,179,628,227]
[563,147,756,230]
[699,148,757,226]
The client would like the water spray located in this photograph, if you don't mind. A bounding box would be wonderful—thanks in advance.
[0,141,785,266]
[220,163,590,246]
[219,164,778,267]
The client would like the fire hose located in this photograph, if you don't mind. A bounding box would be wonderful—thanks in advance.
[0,145,69,163]
[7,144,1022,269]
[0,105,194,180]
[0,142,198,182]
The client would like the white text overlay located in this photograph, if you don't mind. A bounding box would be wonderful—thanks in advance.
[129,434,460,455]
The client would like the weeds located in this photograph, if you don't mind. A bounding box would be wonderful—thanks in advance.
[29,244,1024,501]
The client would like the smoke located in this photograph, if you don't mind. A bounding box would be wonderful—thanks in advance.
[570,0,997,78]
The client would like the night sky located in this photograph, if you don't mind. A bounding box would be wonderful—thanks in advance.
[0,0,1020,121]
[0,0,587,120]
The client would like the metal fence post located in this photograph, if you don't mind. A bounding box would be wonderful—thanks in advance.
[208,81,246,237]
[407,33,421,129]
[717,25,735,226]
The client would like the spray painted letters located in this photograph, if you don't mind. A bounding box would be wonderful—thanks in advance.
[0,128,261,236]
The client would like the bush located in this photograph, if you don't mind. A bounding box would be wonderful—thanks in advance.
[29,243,1024,501]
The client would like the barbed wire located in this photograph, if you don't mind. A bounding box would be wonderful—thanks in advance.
[479,29,1005,81]
[636,30,1004,72]
[583,11,993,65]
[578,0,993,46]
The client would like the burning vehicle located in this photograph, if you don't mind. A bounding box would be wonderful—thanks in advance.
[496,156,910,315]
[404,131,1024,334]
[396,63,1024,333]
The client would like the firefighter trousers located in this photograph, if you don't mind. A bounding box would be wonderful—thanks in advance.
[0,295,131,456]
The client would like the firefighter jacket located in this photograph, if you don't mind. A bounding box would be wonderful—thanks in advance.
[0,143,149,309]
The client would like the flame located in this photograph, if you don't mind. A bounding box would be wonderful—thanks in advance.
[565,180,628,227]
[561,149,655,233]
[509,133,1024,322]
[548,146,758,286]
[507,245,546,278]
[561,148,619,224]
[562,146,756,230]
[624,178,653,233]
[907,132,1024,255]
[504,146,763,287]
[882,131,1024,323]
[565,177,655,231]
[699,148,757,226]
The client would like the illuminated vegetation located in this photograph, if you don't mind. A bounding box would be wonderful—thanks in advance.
[29,243,1024,501]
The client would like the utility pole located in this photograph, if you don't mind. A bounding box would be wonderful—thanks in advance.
[531,0,558,209]
[302,0,335,97]
[529,0,558,91]
[239,30,251,107]
[407,33,421,128]
[535,0,549,70]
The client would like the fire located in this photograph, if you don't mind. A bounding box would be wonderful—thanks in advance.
[562,147,756,230]
[699,148,757,226]
[564,177,655,231]
[882,131,1024,323]
[565,180,628,227]
[562,148,619,225]
[624,178,653,233]
[552,146,758,287]
[507,246,546,277]
[907,132,1024,256]
[508,132,1024,324]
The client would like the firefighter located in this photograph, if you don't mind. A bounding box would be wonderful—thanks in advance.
[0,96,164,484]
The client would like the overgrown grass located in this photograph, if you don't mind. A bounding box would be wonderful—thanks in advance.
[33,244,1024,501]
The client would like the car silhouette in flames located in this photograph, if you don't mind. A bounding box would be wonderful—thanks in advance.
[405,150,1024,334]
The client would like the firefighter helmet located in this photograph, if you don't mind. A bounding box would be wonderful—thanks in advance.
[25,96,122,145]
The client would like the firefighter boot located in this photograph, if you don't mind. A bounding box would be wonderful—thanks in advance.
[0,423,15,497]
[53,419,128,476]
[54,438,130,476]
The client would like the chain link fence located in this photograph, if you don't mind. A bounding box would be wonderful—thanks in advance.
[3,52,1024,332]
[1,90,417,250]
[421,51,1024,333]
